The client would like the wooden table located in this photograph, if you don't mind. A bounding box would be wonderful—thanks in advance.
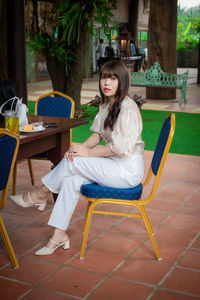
[17,115,89,164]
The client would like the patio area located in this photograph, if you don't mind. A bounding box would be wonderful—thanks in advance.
[0,69,200,299]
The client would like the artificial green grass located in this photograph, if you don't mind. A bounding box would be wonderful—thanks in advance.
[28,101,35,115]
[28,101,200,156]
[141,110,200,156]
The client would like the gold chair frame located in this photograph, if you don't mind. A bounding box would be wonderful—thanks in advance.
[0,129,19,268]
[80,113,175,261]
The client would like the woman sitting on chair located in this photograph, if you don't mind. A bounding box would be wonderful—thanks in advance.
[10,60,144,256]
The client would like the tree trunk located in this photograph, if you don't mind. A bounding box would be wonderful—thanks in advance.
[66,25,89,112]
[46,56,67,93]
[147,0,177,100]
[128,0,139,46]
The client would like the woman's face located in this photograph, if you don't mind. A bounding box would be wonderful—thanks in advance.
[100,74,119,102]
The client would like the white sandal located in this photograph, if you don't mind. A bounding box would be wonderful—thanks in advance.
[9,192,47,211]
[35,238,70,256]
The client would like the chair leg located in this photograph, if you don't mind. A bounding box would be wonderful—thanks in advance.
[143,206,154,234]
[12,163,17,195]
[139,206,162,261]
[0,216,19,268]
[82,201,92,233]
[80,201,94,259]
[28,159,35,186]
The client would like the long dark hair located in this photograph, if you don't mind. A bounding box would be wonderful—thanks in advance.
[99,60,129,130]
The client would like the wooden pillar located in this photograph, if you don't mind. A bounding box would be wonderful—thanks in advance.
[7,0,27,104]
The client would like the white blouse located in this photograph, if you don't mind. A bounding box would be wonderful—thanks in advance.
[90,96,144,157]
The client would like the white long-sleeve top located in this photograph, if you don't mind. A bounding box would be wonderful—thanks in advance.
[90,96,144,157]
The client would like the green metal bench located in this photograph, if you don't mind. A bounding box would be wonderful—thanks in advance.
[131,62,188,105]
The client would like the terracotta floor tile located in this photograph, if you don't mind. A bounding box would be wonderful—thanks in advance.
[13,212,53,239]
[23,288,75,300]
[86,214,123,231]
[155,227,197,247]
[163,215,200,231]
[161,267,200,296]
[68,248,124,275]
[0,231,41,256]
[178,174,200,185]
[0,277,31,300]
[151,289,199,300]
[191,236,200,249]
[147,209,170,225]
[97,203,137,213]
[185,163,200,175]
[131,241,185,265]
[0,249,17,268]
[178,249,200,270]
[91,233,142,255]
[176,204,200,217]
[0,256,58,284]
[0,212,31,232]
[67,226,101,248]
[187,191,200,206]
[160,164,190,176]
[40,266,104,298]
[86,277,153,300]
[113,259,170,285]
[155,189,189,202]
[146,199,181,213]
[111,218,149,237]
[166,181,200,195]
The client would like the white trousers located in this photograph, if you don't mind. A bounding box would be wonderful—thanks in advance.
[42,155,144,231]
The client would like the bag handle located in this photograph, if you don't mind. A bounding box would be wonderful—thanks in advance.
[0,96,22,116]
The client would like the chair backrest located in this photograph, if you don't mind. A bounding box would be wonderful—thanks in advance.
[138,47,143,55]
[35,91,75,118]
[130,43,137,56]
[0,129,19,210]
[143,113,175,201]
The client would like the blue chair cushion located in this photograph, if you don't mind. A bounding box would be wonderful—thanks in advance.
[80,183,143,200]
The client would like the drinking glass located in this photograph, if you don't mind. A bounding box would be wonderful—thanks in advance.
[5,113,19,134]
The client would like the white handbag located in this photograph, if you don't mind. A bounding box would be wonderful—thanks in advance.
[0,96,28,127]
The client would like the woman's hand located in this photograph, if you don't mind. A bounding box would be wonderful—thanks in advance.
[65,143,90,161]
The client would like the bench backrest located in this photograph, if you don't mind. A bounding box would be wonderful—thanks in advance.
[131,62,188,87]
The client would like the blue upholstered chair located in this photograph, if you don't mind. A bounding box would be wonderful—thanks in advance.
[35,91,74,118]
[12,91,75,195]
[0,129,19,268]
[80,113,175,260]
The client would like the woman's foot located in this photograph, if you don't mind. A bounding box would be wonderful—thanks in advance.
[35,229,69,256]
[10,185,50,211]
[24,186,49,204]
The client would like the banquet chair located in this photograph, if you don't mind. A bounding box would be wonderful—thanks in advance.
[12,91,75,195]
[0,129,20,268]
[80,113,175,260]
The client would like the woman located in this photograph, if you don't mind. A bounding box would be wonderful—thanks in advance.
[10,60,144,256]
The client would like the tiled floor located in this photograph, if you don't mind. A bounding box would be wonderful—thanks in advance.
[0,69,200,299]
